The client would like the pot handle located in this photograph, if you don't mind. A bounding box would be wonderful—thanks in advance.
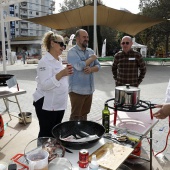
[125,84,130,89]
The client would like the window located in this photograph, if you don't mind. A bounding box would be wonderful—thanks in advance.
[10,28,15,34]
[36,12,39,16]
[10,6,14,12]
[11,21,15,27]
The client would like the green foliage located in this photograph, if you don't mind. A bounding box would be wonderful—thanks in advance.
[59,0,84,12]
[139,0,170,56]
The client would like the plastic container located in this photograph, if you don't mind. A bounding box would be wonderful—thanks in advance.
[27,150,49,170]
[0,161,8,170]
[48,157,72,170]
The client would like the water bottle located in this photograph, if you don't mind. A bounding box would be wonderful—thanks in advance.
[89,154,99,170]
[102,103,110,133]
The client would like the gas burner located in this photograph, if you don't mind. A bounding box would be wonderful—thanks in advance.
[105,98,155,112]
[105,98,156,125]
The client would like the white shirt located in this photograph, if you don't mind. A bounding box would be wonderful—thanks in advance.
[33,52,68,111]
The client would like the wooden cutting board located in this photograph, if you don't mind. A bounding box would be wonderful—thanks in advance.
[89,142,133,170]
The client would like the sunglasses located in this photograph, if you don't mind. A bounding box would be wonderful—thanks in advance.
[53,41,66,49]
[121,42,130,45]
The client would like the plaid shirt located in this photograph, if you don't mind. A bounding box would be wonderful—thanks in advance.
[112,49,146,87]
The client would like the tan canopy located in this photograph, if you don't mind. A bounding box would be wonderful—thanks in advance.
[26,3,164,36]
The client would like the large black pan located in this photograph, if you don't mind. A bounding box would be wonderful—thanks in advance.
[52,120,105,150]
[0,74,14,85]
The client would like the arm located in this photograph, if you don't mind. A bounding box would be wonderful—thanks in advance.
[112,54,118,80]
[85,54,97,66]
[153,104,170,119]
[137,55,146,84]
[37,60,72,91]
[67,49,86,71]
[56,65,73,80]
[84,54,100,74]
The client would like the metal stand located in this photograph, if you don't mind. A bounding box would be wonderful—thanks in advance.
[104,98,157,170]
[3,96,27,125]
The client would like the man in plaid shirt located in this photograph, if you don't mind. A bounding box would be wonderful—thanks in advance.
[112,36,146,87]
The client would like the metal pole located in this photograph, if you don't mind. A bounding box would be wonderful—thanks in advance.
[1,7,7,73]
[93,0,97,54]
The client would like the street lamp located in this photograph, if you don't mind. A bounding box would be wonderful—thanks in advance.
[83,0,98,55]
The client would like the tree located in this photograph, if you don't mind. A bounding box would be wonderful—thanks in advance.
[58,0,106,56]
[59,0,84,12]
[139,0,170,56]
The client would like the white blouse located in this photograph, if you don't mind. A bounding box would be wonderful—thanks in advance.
[33,52,68,111]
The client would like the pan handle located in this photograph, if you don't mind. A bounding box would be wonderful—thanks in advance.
[149,103,157,109]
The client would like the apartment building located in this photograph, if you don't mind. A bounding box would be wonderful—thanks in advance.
[9,0,55,56]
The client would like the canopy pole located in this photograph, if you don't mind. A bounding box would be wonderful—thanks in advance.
[93,0,97,55]
[1,7,7,73]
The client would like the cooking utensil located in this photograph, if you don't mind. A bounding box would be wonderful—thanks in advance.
[115,84,140,106]
[65,148,73,153]
[52,120,105,150]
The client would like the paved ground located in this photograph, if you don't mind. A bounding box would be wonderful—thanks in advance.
[1,60,170,169]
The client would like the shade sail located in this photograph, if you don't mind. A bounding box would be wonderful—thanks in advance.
[26,3,164,36]
[3,16,21,22]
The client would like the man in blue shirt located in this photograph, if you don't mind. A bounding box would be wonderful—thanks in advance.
[67,29,101,120]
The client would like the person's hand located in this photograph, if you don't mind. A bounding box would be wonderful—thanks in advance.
[66,64,73,75]
[153,104,170,119]
[84,66,91,74]
[59,64,73,78]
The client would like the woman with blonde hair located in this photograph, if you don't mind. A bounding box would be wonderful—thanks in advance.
[33,31,73,138]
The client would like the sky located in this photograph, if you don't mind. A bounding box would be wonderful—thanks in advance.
[55,0,140,14]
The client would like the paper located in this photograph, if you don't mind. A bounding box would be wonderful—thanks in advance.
[6,76,17,88]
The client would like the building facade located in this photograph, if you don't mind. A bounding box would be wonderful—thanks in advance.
[8,0,55,56]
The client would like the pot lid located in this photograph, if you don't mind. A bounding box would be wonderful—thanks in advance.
[115,84,140,92]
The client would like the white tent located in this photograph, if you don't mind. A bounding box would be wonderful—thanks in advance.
[132,38,147,57]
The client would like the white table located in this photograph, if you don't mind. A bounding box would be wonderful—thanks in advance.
[63,110,158,170]
[0,86,27,125]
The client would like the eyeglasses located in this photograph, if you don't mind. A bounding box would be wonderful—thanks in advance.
[121,42,130,45]
[53,41,66,49]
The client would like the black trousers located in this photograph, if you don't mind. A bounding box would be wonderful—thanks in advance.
[33,97,65,138]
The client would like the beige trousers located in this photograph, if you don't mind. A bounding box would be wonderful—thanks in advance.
[69,92,92,121]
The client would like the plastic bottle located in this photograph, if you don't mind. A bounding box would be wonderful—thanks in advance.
[0,115,4,137]
[102,103,110,133]
[89,154,99,170]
